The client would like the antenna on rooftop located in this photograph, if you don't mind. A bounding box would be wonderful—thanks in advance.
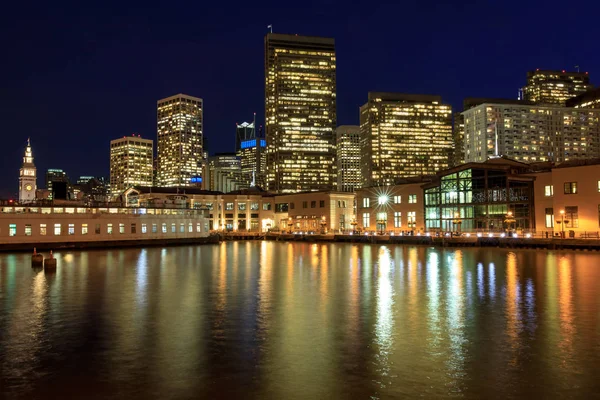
[575,65,580,72]
[267,24,273,33]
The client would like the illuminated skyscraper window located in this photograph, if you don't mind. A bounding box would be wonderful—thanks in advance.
[236,118,267,188]
[157,94,203,187]
[462,102,600,163]
[265,33,336,193]
[336,125,361,192]
[523,69,592,106]
[360,93,453,187]
[110,135,154,197]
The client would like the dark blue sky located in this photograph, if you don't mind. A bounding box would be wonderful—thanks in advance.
[1,0,598,197]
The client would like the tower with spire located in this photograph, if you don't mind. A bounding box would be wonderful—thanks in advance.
[19,138,37,203]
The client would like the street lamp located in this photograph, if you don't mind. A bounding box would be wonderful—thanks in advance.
[287,217,293,234]
[376,212,386,235]
[320,215,327,234]
[350,218,358,234]
[452,211,462,236]
[504,211,516,237]
[559,209,565,238]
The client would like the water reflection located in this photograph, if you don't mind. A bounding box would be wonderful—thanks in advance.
[0,245,599,399]
[374,246,394,390]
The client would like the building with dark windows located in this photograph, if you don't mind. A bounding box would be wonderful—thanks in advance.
[462,101,600,163]
[360,92,453,187]
[157,94,203,187]
[423,158,536,233]
[45,169,69,200]
[452,113,465,167]
[566,87,600,109]
[336,125,361,192]
[265,33,337,193]
[523,69,593,105]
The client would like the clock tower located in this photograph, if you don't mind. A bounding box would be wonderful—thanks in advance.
[19,138,37,203]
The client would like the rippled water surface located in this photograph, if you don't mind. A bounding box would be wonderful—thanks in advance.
[1,242,600,399]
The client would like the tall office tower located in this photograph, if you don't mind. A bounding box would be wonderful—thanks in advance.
[157,94,203,187]
[335,125,361,192]
[109,135,154,197]
[207,153,245,192]
[45,169,69,200]
[523,69,593,105]
[462,101,600,163]
[265,33,337,193]
[18,138,37,203]
[360,93,453,187]
[236,119,267,188]
[451,113,465,167]
[567,87,600,109]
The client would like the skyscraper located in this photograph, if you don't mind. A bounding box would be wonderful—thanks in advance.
[451,112,465,167]
[462,101,600,163]
[236,118,266,188]
[523,69,593,105]
[566,87,600,109]
[360,93,453,187]
[265,33,337,193]
[335,125,361,192]
[110,135,154,197]
[45,169,69,200]
[157,94,203,187]
[18,139,36,203]
[207,153,244,192]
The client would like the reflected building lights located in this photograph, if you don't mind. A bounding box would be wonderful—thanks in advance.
[374,246,394,388]
[505,252,522,365]
[488,263,496,300]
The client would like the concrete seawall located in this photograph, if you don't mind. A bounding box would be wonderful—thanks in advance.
[258,233,600,251]
[0,235,220,253]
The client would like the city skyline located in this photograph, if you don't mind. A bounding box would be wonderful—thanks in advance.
[2,1,600,196]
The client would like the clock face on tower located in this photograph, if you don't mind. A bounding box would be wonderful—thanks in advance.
[25,184,33,192]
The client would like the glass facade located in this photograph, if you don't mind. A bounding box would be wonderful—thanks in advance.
[157,94,203,187]
[424,166,535,232]
[265,33,337,193]
[360,93,453,186]
[236,120,266,189]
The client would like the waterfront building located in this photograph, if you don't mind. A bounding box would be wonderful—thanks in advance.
[532,158,600,237]
[265,33,337,193]
[18,139,37,203]
[355,178,429,234]
[236,119,266,188]
[523,69,593,105]
[360,92,453,187]
[462,101,600,163]
[45,169,69,200]
[0,204,210,248]
[336,125,361,192]
[566,87,600,109]
[109,135,153,198]
[125,186,355,233]
[422,158,536,232]
[125,186,275,232]
[207,153,245,193]
[274,191,355,233]
[157,94,203,187]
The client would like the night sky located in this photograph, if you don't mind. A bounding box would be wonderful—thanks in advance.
[1,1,599,197]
